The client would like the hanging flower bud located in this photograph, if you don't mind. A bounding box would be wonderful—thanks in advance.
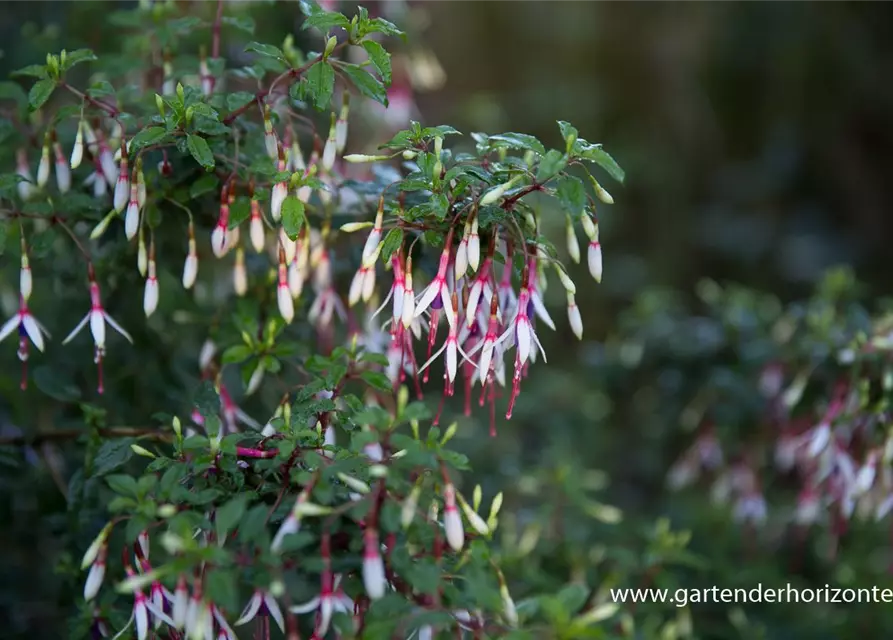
[233,247,247,296]
[335,93,350,152]
[580,215,601,282]
[402,484,421,529]
[135,158,146,210]
[249,198,265,253]
[480,176,520,207]
[16,149,35,200]
[144,239,159,317]
[90,210,117,240]
[199,339,216,371]
[113,147,130,213]
[270,160,287,223]
[277,247,294,323]
[567,293,582,339]
[467,213,480,273]
[565,214,581,263]
[455,218,470,280]
[183,220,198,289]
[124,182,140,240]
[36,137,51,187]
[344,153,390,163]
[402,258,416,329]
[71,119,85,169]
[589,174,614,204]
[83,543,107,600]
[263,105,278,159]
[443,483,465,551]
[211,185,231,257]
[245,361,265,395]
[361,197,385,264]
[137,229,148,276]
[54,140,71,193]
[321,113,337,172]
[362,528,386,600]
[20,239,32,302]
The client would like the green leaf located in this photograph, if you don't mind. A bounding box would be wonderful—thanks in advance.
[222,345,253,364]
[361,16,405,39]
[106,474,140,498]
[281,196,305,240]
[558,120,578,144]
[361,371,393,393]
[245,42,288,64]
[338,63,387,106]
[222,15,255,34]
[216,495,249,539]
[556,584,590,616]
[300,0,351,31]
[88,80,116,98]
[362,40,392,85]
[12,65,47,79]
[488,133,545,155]
[537,149,567,181]
[186,134,215,170]
[33,366,82,402]
[380,227,403,262]
[576,142,625,184]
[28,78,56,111]
[303,61,335,110]
[92,438,136,476]
[130,126,169,152]
[228,197,251,229]
[189,173,219,199]
[205,569,238,612]
[62,49,97,71]
[556,175,586,214]
[0,173,28,194]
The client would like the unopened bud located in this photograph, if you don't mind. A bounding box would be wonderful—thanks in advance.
[401,484,421,529]
[130,444,156,458]
[337,472,371,494]
[589,175,614,204]
[324,35,337,58]
[480,176,519,206]
[90,210,117,240]
[340,221,374,233]
[344,153,390,163]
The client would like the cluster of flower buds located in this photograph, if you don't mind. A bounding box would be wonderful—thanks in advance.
[669,360,893,559]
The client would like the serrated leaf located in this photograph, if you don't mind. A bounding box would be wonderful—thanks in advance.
[488,133,545,155]
[380,227,403,262]
[537,149,567,181]
[361,16,405,39]
[362,40,391,85]
[222,345,253,364]
[92,438,136,476]
[106,474,139,497]
[361,370,393,393]
[576,142,625,184]
[186,134,214,170]
[245,42,287,63]
[13,65,47,79]
[216,494,248,539]
[28,78,56,111]
[281,196,305,240]
[556,174,586,214]
[300,0,351,31]
[130,126,168,152]
[338,63,387,106]
[62,49,97,71]
[303,61,335,110]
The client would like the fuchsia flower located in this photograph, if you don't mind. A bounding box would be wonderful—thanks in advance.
[62,266,133,394]
[362,527,386,600]
[235,589,285,632]
[1,295,50,357]
[414,229,456,327]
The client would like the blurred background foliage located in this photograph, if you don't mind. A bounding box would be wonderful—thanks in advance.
[3,1,893,638]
